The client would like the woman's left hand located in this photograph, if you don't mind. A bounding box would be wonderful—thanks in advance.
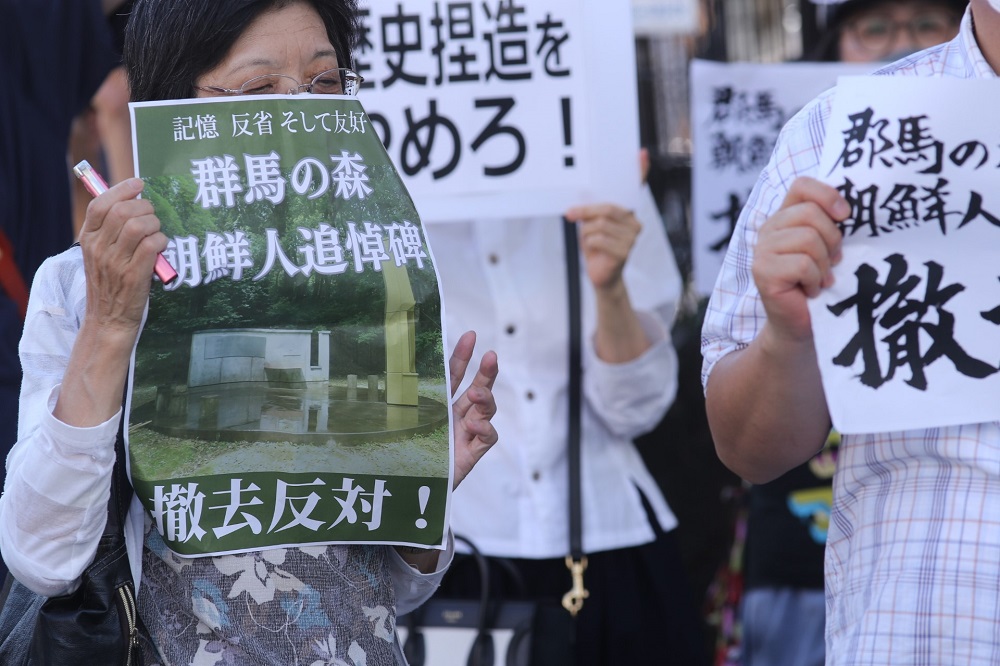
[564,204,641,292]
[449,330,499,490]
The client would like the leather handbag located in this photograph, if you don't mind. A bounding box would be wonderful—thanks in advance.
[0,407,142,666]
[397,534,549,666]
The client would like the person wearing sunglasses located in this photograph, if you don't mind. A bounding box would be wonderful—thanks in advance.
[0,2,500,665]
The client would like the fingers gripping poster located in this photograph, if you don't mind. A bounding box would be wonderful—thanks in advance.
[811,76,1000,434]
[127,95,450,557]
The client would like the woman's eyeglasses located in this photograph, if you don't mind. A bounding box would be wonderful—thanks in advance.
[195,67,364,97]
[843,10,960,57]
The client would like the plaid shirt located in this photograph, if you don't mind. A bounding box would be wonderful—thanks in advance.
[701,10,1000,665]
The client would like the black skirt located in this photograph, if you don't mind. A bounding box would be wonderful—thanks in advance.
[437,511,711,666]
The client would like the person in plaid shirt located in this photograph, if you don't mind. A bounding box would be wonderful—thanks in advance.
[701,1,1000,664]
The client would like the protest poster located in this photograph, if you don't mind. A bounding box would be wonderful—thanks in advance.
[126,95,450,557]
[811,76,1000,434]
[689,59,872,295]
[354,0,642,221]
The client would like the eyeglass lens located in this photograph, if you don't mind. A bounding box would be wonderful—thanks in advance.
[238,69,361,96]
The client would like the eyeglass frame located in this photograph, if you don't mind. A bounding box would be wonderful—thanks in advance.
[841,10,960,56]
[194,67,365,97]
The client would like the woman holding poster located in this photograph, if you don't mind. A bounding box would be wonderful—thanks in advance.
[0,1,499,665]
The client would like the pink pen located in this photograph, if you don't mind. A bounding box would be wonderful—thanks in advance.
[72,160,178,285]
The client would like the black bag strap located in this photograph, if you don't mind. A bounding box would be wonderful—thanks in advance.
[455,535,496,666]
[560,219,589,617]
[402,535,498,666]
[562,219,583,560]
[107,383,135,538]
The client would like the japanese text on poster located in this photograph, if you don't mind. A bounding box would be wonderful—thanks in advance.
[128,95,451,556]
[355,0,641,221]
[812,76,1000,433]
[690,59,872,295]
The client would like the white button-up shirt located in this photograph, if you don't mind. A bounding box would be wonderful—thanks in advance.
[426,187,682,559]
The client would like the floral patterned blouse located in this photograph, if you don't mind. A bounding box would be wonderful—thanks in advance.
[140,526,400,665]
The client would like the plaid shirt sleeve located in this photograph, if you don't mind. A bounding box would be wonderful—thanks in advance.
[700,89,836,392]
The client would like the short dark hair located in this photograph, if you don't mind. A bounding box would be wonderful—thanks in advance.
[124,0,361,102]
[830,0,966,27]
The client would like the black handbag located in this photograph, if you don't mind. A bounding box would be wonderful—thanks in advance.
[399,536,574,666]
[0,407,142,666]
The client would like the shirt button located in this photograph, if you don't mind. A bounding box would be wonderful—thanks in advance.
[526,391,535,401]
[488,253,499,265]
[506,325,516,335]
[532,471,542,481]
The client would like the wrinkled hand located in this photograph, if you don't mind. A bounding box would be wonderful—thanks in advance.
[78,178,169,340]
[752,176,848,343]
[449,331,499,490]
[564,203,640,292]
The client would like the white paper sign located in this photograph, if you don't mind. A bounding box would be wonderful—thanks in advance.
[810,75,1000,434]
[355,1,642,221]
[632,0,699,36]
[690,60,873,295]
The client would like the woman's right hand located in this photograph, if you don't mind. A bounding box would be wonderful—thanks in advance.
[78,177,169,339]
[449,331,499,490]
[52,178,168,428]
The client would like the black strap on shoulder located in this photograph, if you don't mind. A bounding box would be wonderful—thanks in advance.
[107,382,135,537]
[562,218,583,560]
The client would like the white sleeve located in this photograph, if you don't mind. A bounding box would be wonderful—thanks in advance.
[0,249,118,597]
[390,530,455,617]
[582,186,682,438]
